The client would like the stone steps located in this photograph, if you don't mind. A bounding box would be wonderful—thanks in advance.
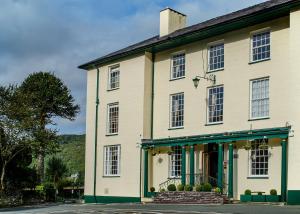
[153,191,228,204]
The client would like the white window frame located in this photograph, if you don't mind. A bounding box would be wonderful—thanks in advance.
[250,29,271,63]
[169,146,182,178]
[208,41,224,72]
[169,92,184,129]
[103,145,121,176]
[207,85,224,124]
[108,65,120,90]
[249,77,270,120]
[248,139,269,178]
[107,102,119,135]
[170,51,186,80]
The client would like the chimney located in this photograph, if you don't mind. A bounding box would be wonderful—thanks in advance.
[160,7,186,37]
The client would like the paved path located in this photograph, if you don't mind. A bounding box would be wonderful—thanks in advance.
[1,203,300,214]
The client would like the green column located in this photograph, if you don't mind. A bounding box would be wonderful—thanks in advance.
[218,144,223,190]
[143,149,148,197]
[281,139,287,202]
[181,146,186,185]
[189,145,195,186]
[228,143,234,198]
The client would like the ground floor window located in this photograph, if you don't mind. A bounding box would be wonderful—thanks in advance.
[250,139,269,176]
[169,146,182,177]
[104,145,121,176]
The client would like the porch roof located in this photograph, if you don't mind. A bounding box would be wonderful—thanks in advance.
[141,127,290,148]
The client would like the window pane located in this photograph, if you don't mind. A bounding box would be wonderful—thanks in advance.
[250,139,269,176]
[108,103,119,134]
[104,145,120,176]
[172,53,185,79]
[170,146,182,177]
[209,44,224,71]
[109,66,120,89]
[252,32,270,62]
[251,78,269,118]
[208,86,224,123]
[170,93,184,128]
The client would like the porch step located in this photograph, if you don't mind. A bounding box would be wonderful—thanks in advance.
[153,191,228,204]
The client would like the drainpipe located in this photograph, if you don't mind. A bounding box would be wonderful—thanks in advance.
[150,52,155,139]
[93,66,100,203]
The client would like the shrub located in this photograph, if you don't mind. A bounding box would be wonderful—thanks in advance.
[214,187,221,194]
[202,183,212,192]
[244,189,251,195]
[258,192,263,195]
[167,184,176,191]
[150,187,155,192]
[195,184,202,192]
[270,189,277,195]
[177,184,184,191]
[184,185,193,191]
[160,188,166,192]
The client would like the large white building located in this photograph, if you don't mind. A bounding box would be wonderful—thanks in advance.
[79,0,300,205]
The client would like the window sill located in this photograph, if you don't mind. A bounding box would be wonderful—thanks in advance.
[248,117,270,121]
[168,127,184,130]
[205,122,223,126]
[103,175,120,178]
[106,133,118,137]
[247,176,269,179]
[249,58,271,65]
[170,76,185,81]
[107,87,120,92]
[207,68,224,73]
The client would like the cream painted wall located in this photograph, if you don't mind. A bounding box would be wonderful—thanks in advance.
[85,54,152,197]
[151,16,293,199]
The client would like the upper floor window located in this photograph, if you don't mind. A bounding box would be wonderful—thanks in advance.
[250,78,269,119]
[170,93,184,128]
[209,43,224,71]
[107,103,119,134]
[108,65,120,90]
[169,146,182,178]
[104,145,121,176]
[249,139,269,176]
[207,86,224,124]
[171,53,185,79]
[251,31,270,62]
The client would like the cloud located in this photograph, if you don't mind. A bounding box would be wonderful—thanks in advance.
[0,0,266,134]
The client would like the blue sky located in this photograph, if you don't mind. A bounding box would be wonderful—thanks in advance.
[0,0,265,134]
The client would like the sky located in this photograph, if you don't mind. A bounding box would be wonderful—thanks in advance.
[0,0,266,135]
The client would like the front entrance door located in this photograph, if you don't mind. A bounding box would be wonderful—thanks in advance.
[203,143,219,186]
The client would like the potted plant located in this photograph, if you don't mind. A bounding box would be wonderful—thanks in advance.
[240,189,252,202]
[177,184,184,191]
[202,183,212,192]
[266,189,280,202]
[252,192,266,202]
[148,187,156,197]
[167,184,176,191]
[184,184,193,191]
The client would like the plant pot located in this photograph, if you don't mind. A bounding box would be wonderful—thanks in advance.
[266,195,280,202]
[240,194,252,202]
[252,195,266,202]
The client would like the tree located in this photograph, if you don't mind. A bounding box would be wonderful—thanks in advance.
[0,86,32,191]
[45,156,67,188]
[19,72,80,182]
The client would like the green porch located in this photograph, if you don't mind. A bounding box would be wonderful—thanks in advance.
[141,127,289,202]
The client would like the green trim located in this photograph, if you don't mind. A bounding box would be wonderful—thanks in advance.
[228,143,233,198]
[93,68,100,199]
[189,146,195,186]
[84,195,141,204]
[281,139,287,202]
[181,146,186,185]
[287,190,300,205]
[217,144,223,190]
[79,1,300,70]
[143,150,148,197]
[142,127,289,148]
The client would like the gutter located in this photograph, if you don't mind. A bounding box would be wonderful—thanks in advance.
[93,67,100,203]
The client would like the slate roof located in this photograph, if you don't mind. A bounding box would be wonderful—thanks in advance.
[78,0,297,69]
